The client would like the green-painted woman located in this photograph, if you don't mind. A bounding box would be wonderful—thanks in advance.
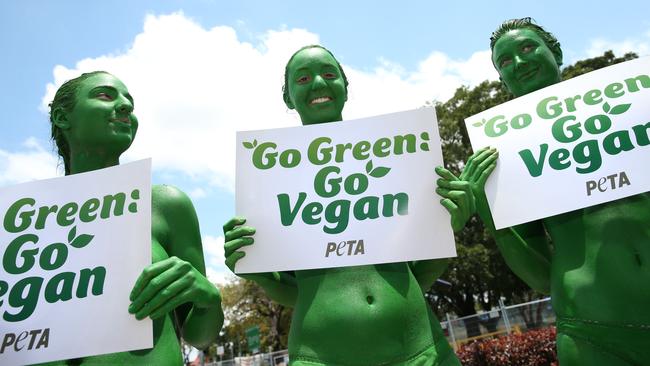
[37,71,223,365]
[223,45,472,366]
[452,18,650,365]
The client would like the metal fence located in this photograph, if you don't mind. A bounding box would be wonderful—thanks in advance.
[208,298,554,364]
[442,297,555,350]
[207,350,289,366]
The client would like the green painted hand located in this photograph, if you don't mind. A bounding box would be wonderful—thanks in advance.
[435,166,475,232]
[128,256,220,320]
[222,216,255,272]
[459,147,498,221]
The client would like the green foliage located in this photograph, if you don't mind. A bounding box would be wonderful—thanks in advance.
[561,51,637,81]
[219,278,292,357]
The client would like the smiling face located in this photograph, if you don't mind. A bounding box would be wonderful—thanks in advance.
[56,73,138,157]
[284,47,347,125]
[492,28,562,97]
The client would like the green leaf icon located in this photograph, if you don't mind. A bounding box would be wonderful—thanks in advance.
[609,103,631,115]
[70,234,94,249]
[472,118,487,128]
[369,166,391,178]
[243,141,254,149]
[68,226,77,243]
[253,139,258,147]
[602,102,611,113]
[366,160,373,174]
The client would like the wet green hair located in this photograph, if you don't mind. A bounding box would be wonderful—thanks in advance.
[48,71,110,174]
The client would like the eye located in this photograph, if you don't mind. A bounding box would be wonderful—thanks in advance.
[499,58,512,68]
[323,72,337,79]
[296,75,310,84]
[522,44,535,53]
[96,92,113,101]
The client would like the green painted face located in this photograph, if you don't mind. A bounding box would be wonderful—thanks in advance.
[285,47,347,125]
[492,28,562,97]
[59,73,138,156]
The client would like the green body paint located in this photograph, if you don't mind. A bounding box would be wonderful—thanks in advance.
[27,72,224,364]
[464,18,650,365]
[225,46,460,365]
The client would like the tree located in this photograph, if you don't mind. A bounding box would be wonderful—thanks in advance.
[219,278,292,355]
[426,51,638,337]
[561,50,638,80]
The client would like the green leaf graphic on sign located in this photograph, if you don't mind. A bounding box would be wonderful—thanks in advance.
[71,234,94,249]
[253,139,258,147]
[243,141,254,149]
[366,160,373,174]
[369,166,391,178]
[609,103,631,115]
[68,226,77,243]
[602,102,611,113]
[472,119,485,127]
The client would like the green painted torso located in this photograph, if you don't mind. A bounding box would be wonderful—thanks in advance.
[289,263,447,365]
[545,192,650,324]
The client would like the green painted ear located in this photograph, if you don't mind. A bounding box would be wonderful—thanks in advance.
[52,107,71,130]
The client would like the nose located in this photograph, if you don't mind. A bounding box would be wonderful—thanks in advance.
[116,95,134,115]
[513,54,528,69]
[311,75,327,90]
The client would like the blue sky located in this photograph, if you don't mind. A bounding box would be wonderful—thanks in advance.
[2,0,650,283]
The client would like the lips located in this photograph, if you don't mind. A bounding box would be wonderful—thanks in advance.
[310,96,332,105]
[517,67,539,81]
[111,117,131,124]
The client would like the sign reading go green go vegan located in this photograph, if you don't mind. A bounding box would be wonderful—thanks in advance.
[0,159,153,365]
[235,108,456,273]
[465,57,650,229]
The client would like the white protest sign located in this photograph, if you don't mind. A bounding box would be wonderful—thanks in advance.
[465,57,650,229]
[0,159,152,365]
[235,108,456,273]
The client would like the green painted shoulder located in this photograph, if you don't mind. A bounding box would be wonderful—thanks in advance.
[152,184,194,212]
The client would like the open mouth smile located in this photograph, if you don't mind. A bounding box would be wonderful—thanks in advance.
[310,96,332,105]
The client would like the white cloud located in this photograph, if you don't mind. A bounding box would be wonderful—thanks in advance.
[585,31,650,58]
[202,234,229,285]
[188,187,207,199]
[344,50,496,119]
[0,138,60,186]
[41,12,497,192]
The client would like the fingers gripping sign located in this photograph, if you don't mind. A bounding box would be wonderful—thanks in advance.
[459,147,498,222]
[435,166,475,232]
[223,216,256,273]
[128,257,217,320]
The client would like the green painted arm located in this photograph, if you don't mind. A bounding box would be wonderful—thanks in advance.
[410,258,450,293]
[129,186,224,350]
